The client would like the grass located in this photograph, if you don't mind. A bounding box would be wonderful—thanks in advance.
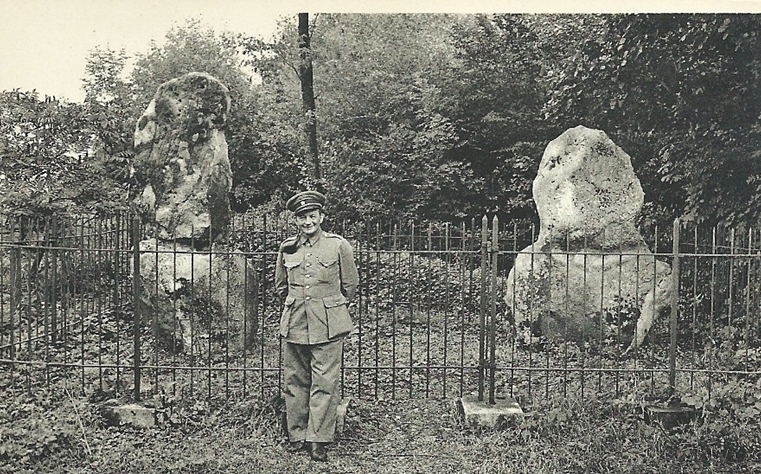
[5,304,759,473]
[2,375,761,474]
[3,249,761,472]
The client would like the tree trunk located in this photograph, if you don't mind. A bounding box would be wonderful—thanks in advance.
[298,13,321,185]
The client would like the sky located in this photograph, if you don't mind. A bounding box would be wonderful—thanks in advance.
[1,0,760,103]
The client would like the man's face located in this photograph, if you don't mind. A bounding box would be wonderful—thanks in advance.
[295,209,324,238]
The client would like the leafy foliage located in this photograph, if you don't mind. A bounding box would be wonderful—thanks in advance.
[0,91,128,216]
[244,14,476,220]
[549,14,761,226]
[680,347,761,420]
[0,390,79,468]
[5,13,761,227]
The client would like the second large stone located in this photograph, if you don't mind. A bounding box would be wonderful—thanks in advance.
[505,126,671,350]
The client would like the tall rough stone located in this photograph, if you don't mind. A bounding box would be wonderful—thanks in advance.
[505,126,671,350]
[131,73,257,352]
[132,72,232,244]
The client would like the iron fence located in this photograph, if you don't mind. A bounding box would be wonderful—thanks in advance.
[1,212,759,407]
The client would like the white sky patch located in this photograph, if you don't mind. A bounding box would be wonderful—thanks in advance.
[0,0,292,102]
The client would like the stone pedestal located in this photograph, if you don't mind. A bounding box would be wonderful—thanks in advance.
[135,239,258,353]
[458,394,524,428]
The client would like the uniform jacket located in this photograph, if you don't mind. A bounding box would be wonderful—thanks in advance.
[275,230,359,344]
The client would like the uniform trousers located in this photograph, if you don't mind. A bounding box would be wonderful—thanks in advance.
[283,338,343,443]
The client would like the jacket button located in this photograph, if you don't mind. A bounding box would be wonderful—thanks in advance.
[306,296,311,300]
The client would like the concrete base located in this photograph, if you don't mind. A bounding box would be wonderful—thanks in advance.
[458,394,524,428]
[644,405,699,430]
[101,403,158,428]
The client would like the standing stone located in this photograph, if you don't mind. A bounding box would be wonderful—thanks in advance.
[132,72,232,244]
[131,73,257,352]
[505,126,671,350]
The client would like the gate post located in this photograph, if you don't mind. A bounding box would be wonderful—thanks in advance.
[458,215,525,427]
[132,215,142,401]
[669,218,680,395]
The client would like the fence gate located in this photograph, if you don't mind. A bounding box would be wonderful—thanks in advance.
[475,215,682,405]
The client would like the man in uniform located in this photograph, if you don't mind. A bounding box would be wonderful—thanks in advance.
[274,190,359,462]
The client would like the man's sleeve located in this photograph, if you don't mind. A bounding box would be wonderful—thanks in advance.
[338,239,359,301]
[274,249,288,298]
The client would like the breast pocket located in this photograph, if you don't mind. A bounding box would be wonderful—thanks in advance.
[283,256,302,272]
[316,257,338,283]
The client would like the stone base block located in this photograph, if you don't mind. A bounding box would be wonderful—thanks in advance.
[458,395,524,428]
[101,403,158,428]
[644,405,699,430]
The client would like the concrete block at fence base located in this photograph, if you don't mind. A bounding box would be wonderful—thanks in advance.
[101,403,158,428]
[644,405,699,430]
[458,395,524,428]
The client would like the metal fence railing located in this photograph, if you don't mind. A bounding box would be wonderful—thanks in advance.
[1,212,759,406]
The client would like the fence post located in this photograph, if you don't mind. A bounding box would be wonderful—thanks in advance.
[669,218,680,395]
[9,245,20,360]
[489,215,499,405]
[132,216,142,401]
[50,217,58,344]
[478,216,488,402]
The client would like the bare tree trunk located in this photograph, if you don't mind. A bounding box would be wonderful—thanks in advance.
[298,13,321,186]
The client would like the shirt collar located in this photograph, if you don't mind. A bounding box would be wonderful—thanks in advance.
[297,229,323,247]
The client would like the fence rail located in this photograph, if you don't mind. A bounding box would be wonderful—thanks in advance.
[1,212,760,407]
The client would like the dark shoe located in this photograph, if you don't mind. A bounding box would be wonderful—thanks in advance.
[286,440,306,453]
[309,442,328,462]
